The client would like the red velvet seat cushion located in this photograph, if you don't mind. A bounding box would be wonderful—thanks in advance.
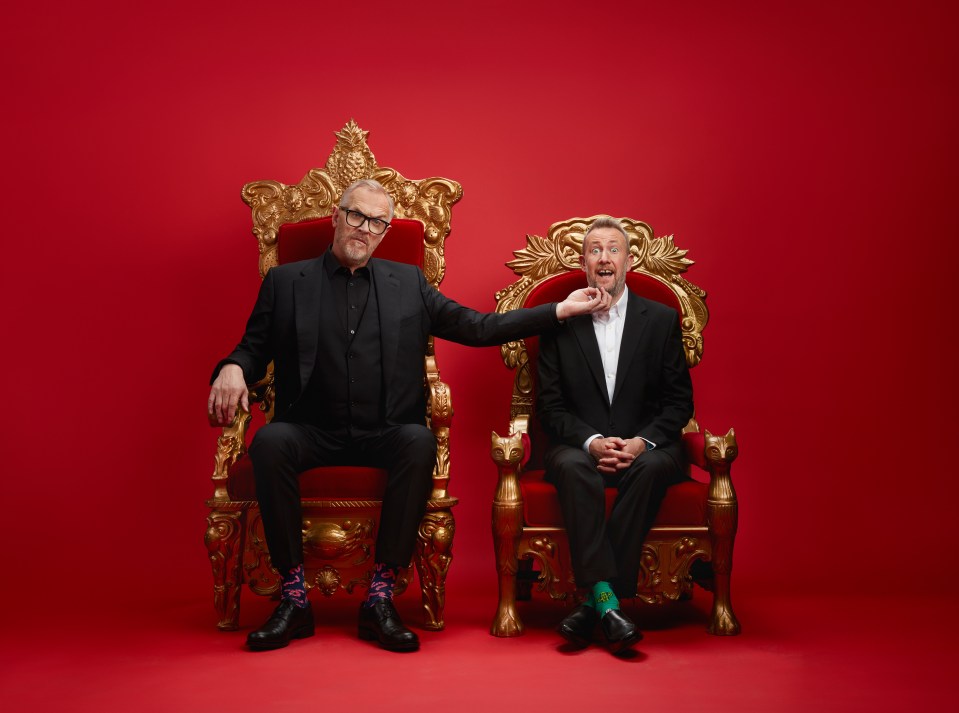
[278,216,425,267]
[228,458,388,501]
[519,469,707,527]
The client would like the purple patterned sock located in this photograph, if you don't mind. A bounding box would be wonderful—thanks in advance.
[281,564,309,608]
[364,562,398,606]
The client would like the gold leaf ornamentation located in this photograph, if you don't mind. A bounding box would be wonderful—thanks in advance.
[241,120,462,284]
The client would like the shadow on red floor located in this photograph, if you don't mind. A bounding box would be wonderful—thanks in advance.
[2,577,955,712]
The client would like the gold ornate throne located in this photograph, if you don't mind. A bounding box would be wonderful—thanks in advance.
[205,121,461,631]
[490,217,740,637]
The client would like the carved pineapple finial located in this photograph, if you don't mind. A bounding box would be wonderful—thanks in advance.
[325,119,378,191]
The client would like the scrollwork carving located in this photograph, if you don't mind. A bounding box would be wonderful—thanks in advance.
[312,566,342,597]
[415,510,455,630]
[205,510,244,630]
[523,534,574,601]
[210,410,252,502]
[302,519,374,564]
[242,120,462,284]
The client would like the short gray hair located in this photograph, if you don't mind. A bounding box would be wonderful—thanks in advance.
[339,179,395,220]
[582,215,628,250]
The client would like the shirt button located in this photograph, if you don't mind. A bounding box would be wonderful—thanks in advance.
[350,378,356,383]
[349,352,355,359]
[348,281,354,287]
[350,329,355,335]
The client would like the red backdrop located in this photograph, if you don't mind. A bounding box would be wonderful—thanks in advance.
[2,0,956,615]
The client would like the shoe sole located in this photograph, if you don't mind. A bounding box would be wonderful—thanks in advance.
[246,625,315,651]
[358,625,420,652]
[610,630,643,655]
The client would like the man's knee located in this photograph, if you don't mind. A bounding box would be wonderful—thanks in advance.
[249,423,302,466]
[396,424,437,464]
[627,449,683,485]
[545,446,602,490]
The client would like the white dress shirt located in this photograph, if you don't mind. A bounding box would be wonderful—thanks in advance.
[582,292,655,454]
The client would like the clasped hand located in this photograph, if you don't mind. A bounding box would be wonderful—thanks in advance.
[588,436,647,474]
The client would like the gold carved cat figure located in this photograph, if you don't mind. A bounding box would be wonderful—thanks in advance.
[490,430,524,467]
[703,428,737,465]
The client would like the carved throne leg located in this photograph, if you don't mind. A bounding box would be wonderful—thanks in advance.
[706,500,740,635]
[205,508,246,631]
[415,509,455,631]
[490,430,526,637]
[704,428,741,635]
[491,499,525,636]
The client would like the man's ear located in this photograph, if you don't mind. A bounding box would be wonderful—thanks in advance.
[579,255,586,270]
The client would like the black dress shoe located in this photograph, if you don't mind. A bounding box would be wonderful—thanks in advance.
[358,599,420,652]
[246,600,315,651]
[600,608,642,653]
[557,603,598,648]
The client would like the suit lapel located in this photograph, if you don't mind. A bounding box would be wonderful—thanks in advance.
[371,259,402,388]
[611,291,648,404]
[570,315,609,403]
[293,258,325,392]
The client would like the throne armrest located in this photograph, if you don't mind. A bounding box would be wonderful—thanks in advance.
[490,418,529,505]
[425,354,453,500]
[208,368,275,503]
[683,424,739,509]
[683,425,739,503]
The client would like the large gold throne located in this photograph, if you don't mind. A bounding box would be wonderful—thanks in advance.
[490,217,740,637]
[205,121,461,631]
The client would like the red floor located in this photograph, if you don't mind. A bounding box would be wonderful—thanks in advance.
[2,581,956,712]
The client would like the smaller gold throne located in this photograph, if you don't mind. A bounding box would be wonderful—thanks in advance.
[489,216,741,637]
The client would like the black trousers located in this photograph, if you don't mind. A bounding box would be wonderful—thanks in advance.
[544,442,686,598]
[248,421,436,575]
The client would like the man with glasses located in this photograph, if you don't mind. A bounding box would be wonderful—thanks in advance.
[209,179,611,652]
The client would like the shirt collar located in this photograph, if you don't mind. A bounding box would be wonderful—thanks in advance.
[593,290,628,323]
[323,247,370,279]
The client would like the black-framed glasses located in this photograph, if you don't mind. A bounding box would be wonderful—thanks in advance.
[339,207,391,235]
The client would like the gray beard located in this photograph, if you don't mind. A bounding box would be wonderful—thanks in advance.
[341,242,371,267]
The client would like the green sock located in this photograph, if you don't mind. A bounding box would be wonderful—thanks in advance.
[590,581,619,617]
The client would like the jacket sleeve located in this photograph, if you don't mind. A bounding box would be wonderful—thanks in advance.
[635,314,694,448]
[536,327,599,448]
[210,268,276,385]
[420,272,560,346]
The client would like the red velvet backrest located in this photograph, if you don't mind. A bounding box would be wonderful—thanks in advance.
[277,215,426,267]
[520,270,683,469]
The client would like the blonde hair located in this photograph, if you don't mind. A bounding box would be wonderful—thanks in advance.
[583,215,628,247]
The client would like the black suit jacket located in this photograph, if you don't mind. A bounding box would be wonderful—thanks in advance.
[213,256,560,425]
[537,290,693,451]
